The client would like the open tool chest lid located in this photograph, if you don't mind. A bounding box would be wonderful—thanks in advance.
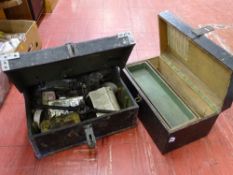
[157,11,233,112]
[158,11,233,70]
[1,32,135,92]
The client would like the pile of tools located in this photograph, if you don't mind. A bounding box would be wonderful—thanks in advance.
[31,70,121,133]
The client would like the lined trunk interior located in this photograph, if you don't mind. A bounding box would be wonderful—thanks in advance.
[128,63,196,129]
[126,19,233,130]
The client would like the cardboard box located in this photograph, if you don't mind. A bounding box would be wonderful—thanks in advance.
[44,0,58,13]
[0,20,42,53]
[0,0,22,9]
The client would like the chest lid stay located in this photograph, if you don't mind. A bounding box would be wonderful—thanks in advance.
[3,32,135,92]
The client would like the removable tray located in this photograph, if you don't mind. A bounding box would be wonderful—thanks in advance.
[128,62,197,129]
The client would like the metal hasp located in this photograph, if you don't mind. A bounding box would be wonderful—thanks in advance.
[192,26,214,37]
[84,124,96,148]
[65,43,75,58]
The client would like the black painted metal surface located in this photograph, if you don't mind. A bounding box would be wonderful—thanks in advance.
[122,11,233,154]
[4,33,135,92]
[3,33,138,158]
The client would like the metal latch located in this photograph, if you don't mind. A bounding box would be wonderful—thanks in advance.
[135,94,142,103]
[0,52,20,71]
[192,26,214,37]
[84,124,96,148]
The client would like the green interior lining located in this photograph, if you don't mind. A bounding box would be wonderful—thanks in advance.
[128,63,197,129]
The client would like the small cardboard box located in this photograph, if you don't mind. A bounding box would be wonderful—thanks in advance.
[44,0,58,13]
[0,20,42,52]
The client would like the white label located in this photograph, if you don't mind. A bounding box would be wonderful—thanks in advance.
[168,136,176,143]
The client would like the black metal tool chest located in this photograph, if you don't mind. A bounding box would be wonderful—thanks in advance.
[1,33,139,158]
[2,11,233,158]
[122,11,233,154]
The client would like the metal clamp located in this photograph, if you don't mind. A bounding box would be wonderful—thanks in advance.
[84,124,96,148]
